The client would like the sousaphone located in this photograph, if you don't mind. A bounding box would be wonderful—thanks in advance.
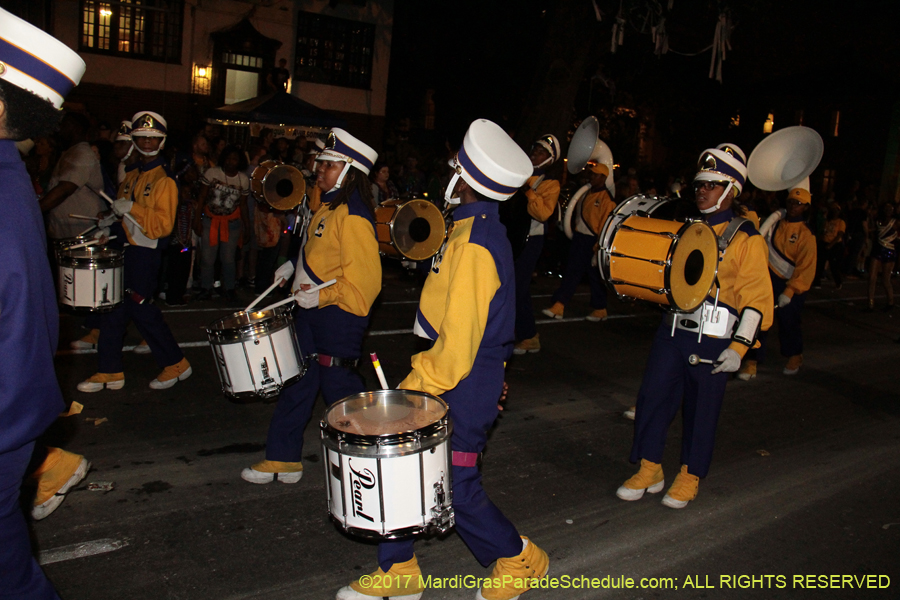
[250,160,307,211]
[562,116,615,239]
[747,126,824,191]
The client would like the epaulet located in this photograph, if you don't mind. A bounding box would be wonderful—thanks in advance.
[346,191,376,228]
[718,217,753,252]
[738,219,759,237]
[124,162,140,173]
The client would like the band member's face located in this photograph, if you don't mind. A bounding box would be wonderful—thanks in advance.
[588,170,607,189]
[316,160,344,191]
[529,147,551,168]
[694,181,730,212]
[134,136,162,154]
[786,198,807,219]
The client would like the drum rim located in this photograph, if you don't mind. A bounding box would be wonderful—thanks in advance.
[665,219,719,313]
[57,247,124,268]
[206,305,295,342]
[321,389,449,448]
[374,199,447,261]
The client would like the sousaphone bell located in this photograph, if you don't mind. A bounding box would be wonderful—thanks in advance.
[250,160,307,210]
[747,126,824,191]
[562,116,616,239]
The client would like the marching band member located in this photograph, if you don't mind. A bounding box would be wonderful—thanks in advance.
[241,129,381,484]
[0,9,88,596]
[338,119,549,600]
[617,144,773,509]
[77,111,192,392]
[867,202,899,311]
[738,182,816,379]
[541,162,616,322]
[512,134,560,354]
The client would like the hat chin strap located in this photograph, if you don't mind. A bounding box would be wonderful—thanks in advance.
[444,172,462,205]
[133,137,166,157]
[535,157,553,169]
[327,161,353,194]
[700,181,734,214]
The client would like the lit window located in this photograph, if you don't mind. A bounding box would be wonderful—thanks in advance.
[294,11,375,90]
[80,0,182,63]
[763,113,774,134]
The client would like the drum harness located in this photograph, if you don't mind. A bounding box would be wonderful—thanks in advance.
[667,216,749,343]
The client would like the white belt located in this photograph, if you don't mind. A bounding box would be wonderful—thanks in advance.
[666,302,738,340]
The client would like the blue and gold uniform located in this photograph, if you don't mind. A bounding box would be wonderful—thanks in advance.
[621,143,774,510]
[246,128,381,482]
[0,10,87,597]
[340,119,548,600]
[262,189,382,464]
[95,157,185,376]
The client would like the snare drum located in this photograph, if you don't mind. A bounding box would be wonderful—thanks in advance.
[52,235,99,259]
[321,390,454,539]
[57,247,124,311]
[599,194,718,313]
[206,305,306,401]
[374,199,447,261]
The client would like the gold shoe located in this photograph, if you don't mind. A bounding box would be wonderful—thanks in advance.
[737,359,757,381]
[616,459,663,500]
[585,308,608,322]
[477,537,549,600]
[149,358,192,389]
[661,465,699,509]
[541,302,564,319]
[77,372,124,392]
[241,460,304,484]
[513,334,541,355]
[783,354,802,375]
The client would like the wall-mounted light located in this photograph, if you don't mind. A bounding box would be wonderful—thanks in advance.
[100,8,112,17]
[763,113,775,134]
[192,64,212,95]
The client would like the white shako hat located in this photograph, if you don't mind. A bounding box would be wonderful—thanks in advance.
[452,119,533,201]
[115,120,132,142]
[694,142,748,197]
[131,111,167,137]
[0,7,86,109]
[316,128,377,175]
[533,133,561,166]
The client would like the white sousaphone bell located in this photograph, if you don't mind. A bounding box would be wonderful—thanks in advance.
[562,116,616,239]
[748,125,824,238]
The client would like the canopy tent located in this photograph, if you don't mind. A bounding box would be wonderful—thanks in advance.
[208,91,346,141]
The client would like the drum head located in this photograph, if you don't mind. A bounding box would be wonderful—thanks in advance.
[390,200,446,261]
[668,221,718,312]
[263,164,306,210]
[57,246,123,268]
[325,390,447,437]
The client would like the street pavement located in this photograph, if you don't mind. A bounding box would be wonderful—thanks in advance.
[32,262,900,600]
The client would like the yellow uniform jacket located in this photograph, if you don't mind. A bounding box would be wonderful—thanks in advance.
[708,210,775,357]
[118,158,177,246]
[768,216,817,298]
[578,189,616,236]
[300,189,381,317]
[525,175,560,224]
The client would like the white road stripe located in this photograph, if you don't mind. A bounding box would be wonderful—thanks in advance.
[54,296,877,356]
[39,538,129,565]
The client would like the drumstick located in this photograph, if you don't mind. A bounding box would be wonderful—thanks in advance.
[69,214,99,221]
[76,224,98,237]
[65,235,117,251]
[255,279,337,313]
[687,354,715,366]
[96,189,146,234]
[245,277,285,312]
[370,353,389,390]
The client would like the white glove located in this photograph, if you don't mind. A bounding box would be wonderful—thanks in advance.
[710,348,742,374]
[274,261,295,283]
[112,198,133,216]
[295,288,319,309]
[777,293,792,308]
[93,227,111,240]
[98,213,118,228]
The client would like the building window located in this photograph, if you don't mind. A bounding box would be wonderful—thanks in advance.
[294,11,375,90]
[80,0,183,63]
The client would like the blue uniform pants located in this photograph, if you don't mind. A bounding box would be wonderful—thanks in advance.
[377,353,522,571]
[551,231,606,309]
[747,275,805,363]
[0,442,60,600]
[98,245,183,373]
[265,307,367,462]
[514,235,544,341]
[630,322,732,479]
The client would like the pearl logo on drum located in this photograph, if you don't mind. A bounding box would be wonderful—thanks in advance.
[348,459,376,523]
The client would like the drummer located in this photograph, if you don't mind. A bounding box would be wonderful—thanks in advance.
[77,111,191,392]
[616,144,773,509]
[241,128,381,484]
[541,161,616,322]
[512,134,560,355]
[337,119,549,600]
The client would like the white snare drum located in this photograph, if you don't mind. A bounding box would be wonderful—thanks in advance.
[321,390,454,539]
[52,235,97,259]
[206,305,306,402]
[57,247,124,311]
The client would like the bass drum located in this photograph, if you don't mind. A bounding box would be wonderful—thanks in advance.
[374,199,447,261]
[598,194,718,313]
